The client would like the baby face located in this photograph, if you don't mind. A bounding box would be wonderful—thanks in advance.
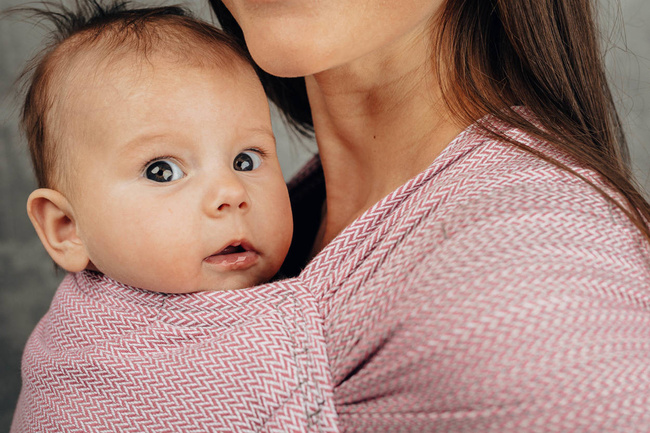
[58,53,293,292]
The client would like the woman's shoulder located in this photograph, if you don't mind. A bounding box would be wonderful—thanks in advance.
[409,113,650,284]
[340,124,650,430]
[421,107,633,224]
[431,108,612,197]
[294,108,650,293]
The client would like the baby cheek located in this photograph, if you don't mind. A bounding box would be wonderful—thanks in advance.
[79,193,199,290]
[136,219,196,260]
[110,228,199,292]
[112,219,193,274]
[262,191,293,255]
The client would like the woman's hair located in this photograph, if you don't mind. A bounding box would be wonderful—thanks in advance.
[210,0,650,241]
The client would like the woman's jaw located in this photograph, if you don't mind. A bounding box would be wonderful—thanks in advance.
[221,0,445,78]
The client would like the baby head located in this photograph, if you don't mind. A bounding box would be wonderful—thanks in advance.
[21,2,293,293]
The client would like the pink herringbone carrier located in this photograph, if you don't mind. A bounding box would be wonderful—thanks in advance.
[13,108,650,432]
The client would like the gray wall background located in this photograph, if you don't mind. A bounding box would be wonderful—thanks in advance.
[0,0,648,430]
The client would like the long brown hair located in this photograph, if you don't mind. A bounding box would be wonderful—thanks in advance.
[211,0,650,241]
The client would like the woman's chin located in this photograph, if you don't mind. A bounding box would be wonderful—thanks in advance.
[246,41,329,78]
[252,55,316,78]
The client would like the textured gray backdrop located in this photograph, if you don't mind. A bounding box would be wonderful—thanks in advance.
[0,0,648,430]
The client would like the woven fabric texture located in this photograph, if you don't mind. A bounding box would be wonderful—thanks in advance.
[13,108,650,432]
[12,272,338,432]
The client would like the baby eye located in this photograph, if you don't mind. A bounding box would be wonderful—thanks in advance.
[233,150,262,172]
[144,159,184,183]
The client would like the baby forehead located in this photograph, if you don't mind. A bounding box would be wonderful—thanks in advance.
[48,43,261,124]
[43,24,266,139]
[63,47,252,87]
[55,60,262,146]
[52,45,267,128]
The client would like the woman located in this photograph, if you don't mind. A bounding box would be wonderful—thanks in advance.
[209,0,650,431]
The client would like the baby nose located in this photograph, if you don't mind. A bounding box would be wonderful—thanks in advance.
[217,197,248,212]
[206,176,250,215]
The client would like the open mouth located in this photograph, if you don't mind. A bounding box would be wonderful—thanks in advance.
[218,244,247,255]
[204,241,259,270]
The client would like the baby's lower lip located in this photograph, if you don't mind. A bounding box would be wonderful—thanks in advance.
[204,250,259,270]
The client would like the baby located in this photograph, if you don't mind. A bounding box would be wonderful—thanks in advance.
[11,3,314,430]
[22,2,293,293]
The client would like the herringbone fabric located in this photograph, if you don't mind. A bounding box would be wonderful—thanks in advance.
[12,272,338,432]
[297,108,650,431]
[13,107,650,432]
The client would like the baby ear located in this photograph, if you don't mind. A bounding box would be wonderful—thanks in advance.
[26,188,89,273]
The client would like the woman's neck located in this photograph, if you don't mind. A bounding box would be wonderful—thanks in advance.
[306,24,464,253]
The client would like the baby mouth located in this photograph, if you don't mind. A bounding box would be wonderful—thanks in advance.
[205,242,259,269]
[218,244,246,255]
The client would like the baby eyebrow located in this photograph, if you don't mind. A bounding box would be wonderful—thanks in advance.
[122,133,169,150]
[241,127,276,145]
[118,133,182,159]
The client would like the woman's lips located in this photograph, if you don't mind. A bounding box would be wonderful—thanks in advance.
[204,242,259,270]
